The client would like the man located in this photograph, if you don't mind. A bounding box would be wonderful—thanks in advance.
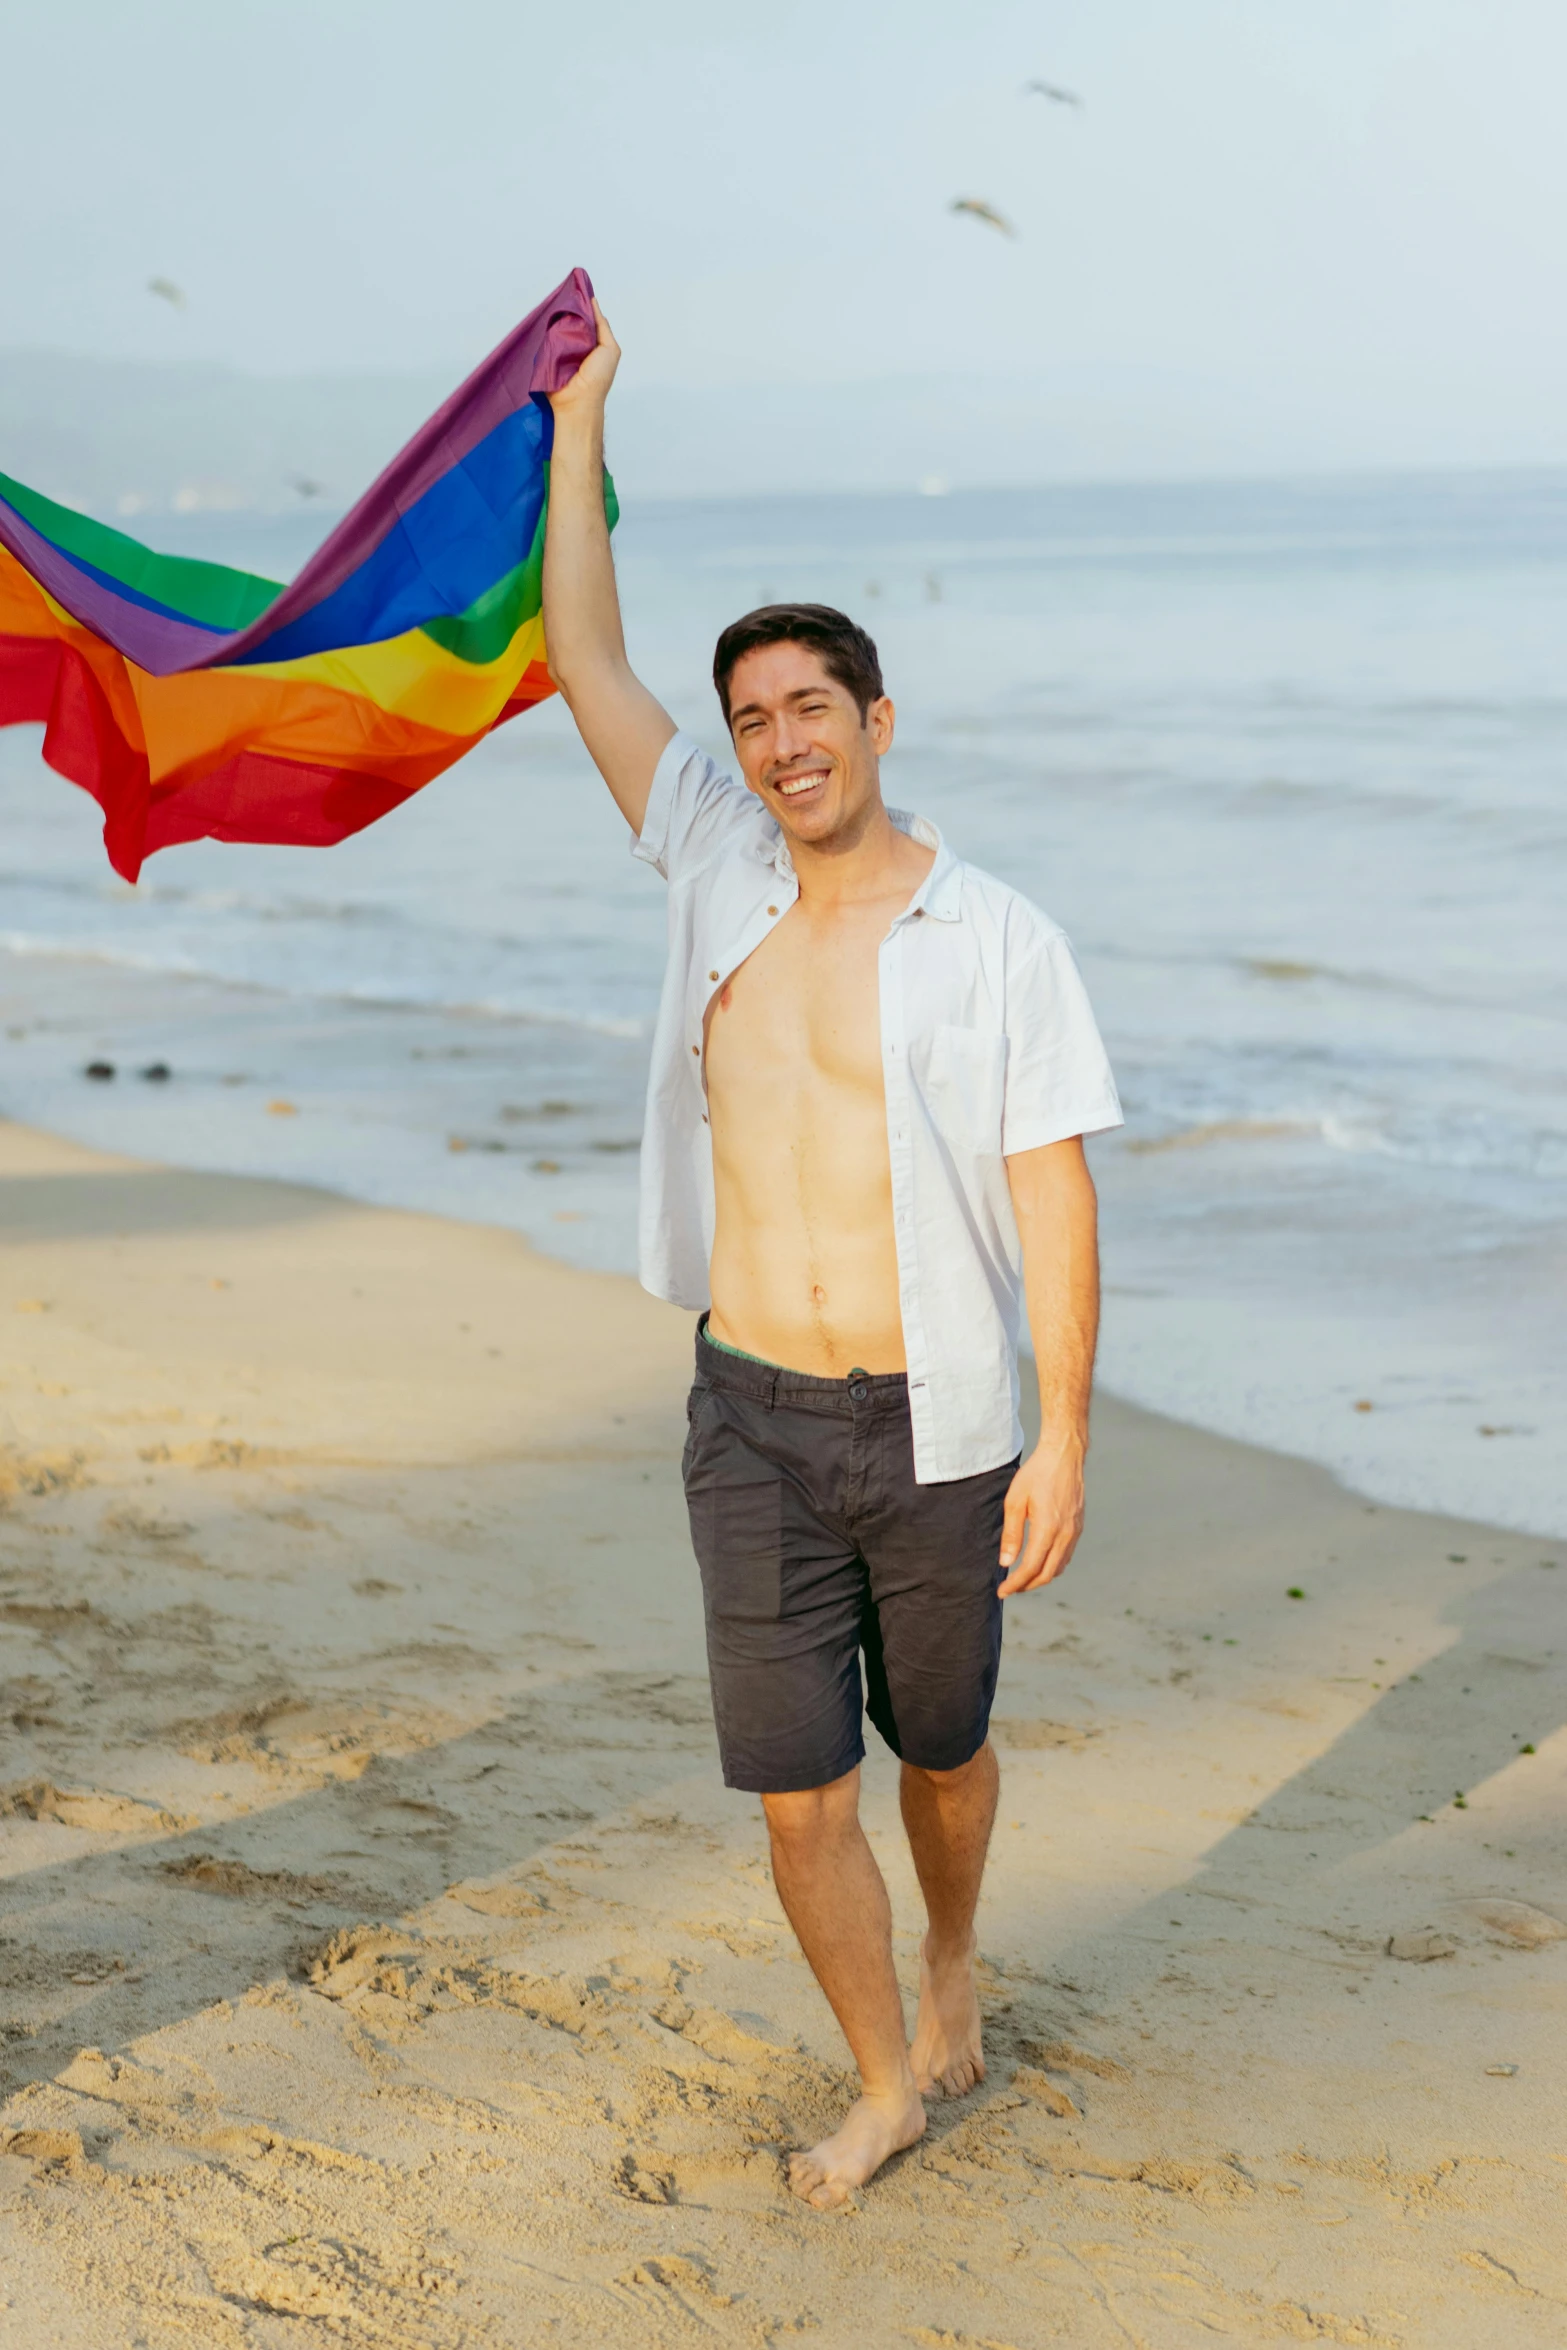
[542,304,1121,2211]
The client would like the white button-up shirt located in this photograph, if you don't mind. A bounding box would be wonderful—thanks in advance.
[633,732,1123,1483]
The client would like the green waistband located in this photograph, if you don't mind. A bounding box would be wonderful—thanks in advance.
[700,1319,782,1370]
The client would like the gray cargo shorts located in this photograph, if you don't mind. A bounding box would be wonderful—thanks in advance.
[683,1320,1018,1794]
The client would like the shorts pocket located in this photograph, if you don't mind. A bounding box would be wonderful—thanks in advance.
[681,1381,715,1478]
[684,1408,784,1623]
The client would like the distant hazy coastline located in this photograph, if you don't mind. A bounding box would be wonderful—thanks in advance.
[0,348,450,524]
[13,345,1567,521]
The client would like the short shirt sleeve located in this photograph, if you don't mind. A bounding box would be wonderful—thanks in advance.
[632,731,756,883]
[1001,915,1123,1156]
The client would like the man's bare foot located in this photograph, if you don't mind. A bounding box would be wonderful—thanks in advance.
[787,2087,926,2210]
[910,1933,985,2097]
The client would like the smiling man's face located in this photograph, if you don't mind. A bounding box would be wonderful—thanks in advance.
[725,640,895,850]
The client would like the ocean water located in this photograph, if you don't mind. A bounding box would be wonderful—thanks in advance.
[2,473,1564,1537]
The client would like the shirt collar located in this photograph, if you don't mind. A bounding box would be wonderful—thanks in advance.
[768,807,963,923]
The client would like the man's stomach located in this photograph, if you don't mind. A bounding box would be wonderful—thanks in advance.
[706,1146,906,1378]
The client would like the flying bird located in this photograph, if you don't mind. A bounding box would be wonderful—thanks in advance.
[147,276,186,309]
[287,474,325,500]
[1025,79,1082,108]
[950,198,1016,238]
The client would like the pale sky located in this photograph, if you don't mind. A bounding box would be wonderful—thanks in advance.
[6,0,1567,474]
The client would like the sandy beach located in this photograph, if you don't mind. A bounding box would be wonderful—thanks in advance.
[0,1112,1563,2349]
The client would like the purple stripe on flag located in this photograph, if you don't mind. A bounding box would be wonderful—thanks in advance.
[1,267,596,681]
[206,268,596,669]
[0,500,229,673]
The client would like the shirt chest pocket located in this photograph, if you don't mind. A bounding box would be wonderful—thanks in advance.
[919,1024,1007,1154]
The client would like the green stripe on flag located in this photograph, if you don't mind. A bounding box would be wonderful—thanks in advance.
[0,472,282,630]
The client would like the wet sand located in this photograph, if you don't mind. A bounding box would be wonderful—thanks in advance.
[0,1116,1563,2348]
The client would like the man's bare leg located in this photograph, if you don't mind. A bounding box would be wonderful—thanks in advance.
[762,1767,927,2208]
[901,1740,999,2097]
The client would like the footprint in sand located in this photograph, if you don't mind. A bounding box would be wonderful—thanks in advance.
[444,1877,549,1918]
[1010,2066,1078,2117]
[990,1718,1102,1751]
[1,2129,84,2168]
[616,2146,785,2212]
[0,1780,193,1834]
[1463,1899,1566,1949]
[160,1853,343,1904]
[1020,2037,1129,2082]
[0,1451,89,1501]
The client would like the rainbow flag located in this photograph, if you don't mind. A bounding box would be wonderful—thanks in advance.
[0,268,603,882]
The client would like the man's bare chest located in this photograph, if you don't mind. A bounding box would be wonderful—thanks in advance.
[704,910,885,1100]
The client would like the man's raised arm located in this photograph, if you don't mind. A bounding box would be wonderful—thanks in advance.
[543,301,676,834]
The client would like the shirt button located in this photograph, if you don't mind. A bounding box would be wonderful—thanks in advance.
[709,970,719,981]
[691,1045,700,1056]
[767,904,779,916]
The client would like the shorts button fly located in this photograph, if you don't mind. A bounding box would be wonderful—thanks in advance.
[848,1368,870,1401]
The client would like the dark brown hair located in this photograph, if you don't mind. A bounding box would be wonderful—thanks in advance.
[712,603,884,729]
